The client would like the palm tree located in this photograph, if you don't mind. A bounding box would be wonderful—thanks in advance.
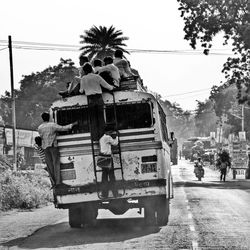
[79,25,129,61]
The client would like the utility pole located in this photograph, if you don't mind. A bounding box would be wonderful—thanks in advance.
[8,35,17,171]
[241,104,244,132]
[231,104,245,132]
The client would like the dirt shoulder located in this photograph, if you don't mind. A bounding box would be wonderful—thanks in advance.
[0,204,67,246]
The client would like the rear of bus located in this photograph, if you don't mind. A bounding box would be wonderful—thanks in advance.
[51,91,173,226]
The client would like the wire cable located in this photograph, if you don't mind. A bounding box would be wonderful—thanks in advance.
[164,88,211,98]
[0,40,234,55]
[0,47,8,51]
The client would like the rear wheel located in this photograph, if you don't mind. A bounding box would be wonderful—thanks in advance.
[155,197,169,226]
[68,204,98,228]
[144,196,170,226]
[81,204,98,226]
[144,201,156,225]
[69,206,82,228]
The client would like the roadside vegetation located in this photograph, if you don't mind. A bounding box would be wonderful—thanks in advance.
[0,168,53,211]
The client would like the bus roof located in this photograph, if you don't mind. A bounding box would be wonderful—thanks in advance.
[51,91,157,110]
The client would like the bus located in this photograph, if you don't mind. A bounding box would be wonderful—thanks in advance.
[50,81,173,227]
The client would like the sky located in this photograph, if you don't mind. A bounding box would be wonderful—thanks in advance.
[0,0,232,111]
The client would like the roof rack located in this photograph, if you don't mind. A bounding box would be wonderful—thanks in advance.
[115,77,146,92]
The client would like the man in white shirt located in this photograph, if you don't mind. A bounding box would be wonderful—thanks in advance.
[97,56,120,87]
[80,63,114,140]
[99,125,119,198]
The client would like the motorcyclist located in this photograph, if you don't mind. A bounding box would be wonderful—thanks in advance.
[194,157,205,180]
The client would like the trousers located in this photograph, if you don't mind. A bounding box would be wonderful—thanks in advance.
[220,168,227,181]
[44,146,61,185]
[87,94,105,140]
[101,162,118,197]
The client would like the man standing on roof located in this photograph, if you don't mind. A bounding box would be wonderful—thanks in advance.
[79,63,115,140]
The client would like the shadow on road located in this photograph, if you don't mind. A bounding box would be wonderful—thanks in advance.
[2,218,161,249]
[174,180,250,190]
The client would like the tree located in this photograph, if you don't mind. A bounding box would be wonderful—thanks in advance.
[0,92,12,126]
[161,100,196,144]
[209,84,236,117]
[194,100,217,136]
[0,58,77,130]
[177,0,250,104]
[79,25,129,60]
[209,83,250,138]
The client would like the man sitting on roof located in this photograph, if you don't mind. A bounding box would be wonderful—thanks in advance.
[113,49,138,81]
[59,54,89,98]
[97,56,120,87]
[93,58,103,73]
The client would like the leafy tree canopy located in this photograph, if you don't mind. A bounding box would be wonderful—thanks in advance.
[194,99,217,136]
[177,0,250,104]
[161,100,196,143]
[1,58,76,129]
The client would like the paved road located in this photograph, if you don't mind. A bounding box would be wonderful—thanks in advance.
[1,160,250,250]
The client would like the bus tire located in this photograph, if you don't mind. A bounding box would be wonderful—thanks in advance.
[69,206,82,228]
[156,197,169,226]
[80,204,98,226]
[144,197,170,226]
[144,200,156,225]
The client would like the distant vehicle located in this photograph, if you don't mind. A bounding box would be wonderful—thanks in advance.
[182,136,212,161]
[191,141,205,162]
[202,148,216,165]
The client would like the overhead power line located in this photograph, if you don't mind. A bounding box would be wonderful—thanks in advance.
[0,47,8,51]
[0,40,233,55]
[164,88,211,98]
[0,40,80,48]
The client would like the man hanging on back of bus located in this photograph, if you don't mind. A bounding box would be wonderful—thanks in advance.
[79,62,115,140]
[98,125,121,198]
[38,112,78,188]
[34,136,54,186]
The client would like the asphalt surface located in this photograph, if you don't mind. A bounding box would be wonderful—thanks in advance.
[1,159,250,250]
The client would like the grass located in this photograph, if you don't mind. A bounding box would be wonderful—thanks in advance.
[0,169,53,211]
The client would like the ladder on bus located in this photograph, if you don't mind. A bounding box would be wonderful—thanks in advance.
[87,92,126,199]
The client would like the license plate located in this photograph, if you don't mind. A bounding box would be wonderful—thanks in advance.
[141,163,157,173]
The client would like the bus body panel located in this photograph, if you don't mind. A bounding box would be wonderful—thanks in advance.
[51,91,173,209]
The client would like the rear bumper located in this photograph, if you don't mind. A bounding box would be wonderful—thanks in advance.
[55,178,166,196]
[57,194,168,209]
[55,179,167,208]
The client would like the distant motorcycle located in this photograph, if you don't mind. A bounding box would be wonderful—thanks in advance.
[194,158,204,181]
